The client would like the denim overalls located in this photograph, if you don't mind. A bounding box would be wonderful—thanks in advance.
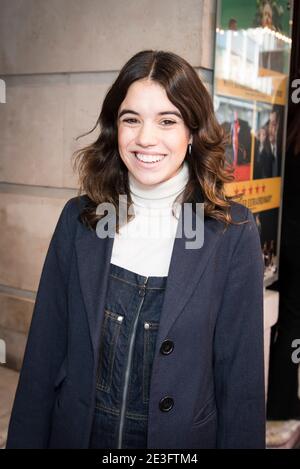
[88,262,168,449]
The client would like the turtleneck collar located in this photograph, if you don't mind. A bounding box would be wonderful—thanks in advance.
[128,160,189,209]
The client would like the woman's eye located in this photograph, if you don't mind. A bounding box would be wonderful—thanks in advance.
[161,120,176,126]
[122,118,138,124]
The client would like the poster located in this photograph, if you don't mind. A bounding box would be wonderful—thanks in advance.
[213,0,293,286]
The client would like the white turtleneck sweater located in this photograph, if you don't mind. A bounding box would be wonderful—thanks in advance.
[110,160,190,277]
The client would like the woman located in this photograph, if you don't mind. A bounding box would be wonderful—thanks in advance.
[6,50,265,449]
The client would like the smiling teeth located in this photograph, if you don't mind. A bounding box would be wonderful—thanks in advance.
[135,153,166,163]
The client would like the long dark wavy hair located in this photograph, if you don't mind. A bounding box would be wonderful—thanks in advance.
[72,49,243,233]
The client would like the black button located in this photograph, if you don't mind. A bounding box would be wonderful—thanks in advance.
[159,396,174,412]
[160,340,174,355]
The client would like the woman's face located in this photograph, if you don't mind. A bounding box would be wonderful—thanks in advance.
[117,79,192,186]
[259,128,266,144]
[262,3,273,28]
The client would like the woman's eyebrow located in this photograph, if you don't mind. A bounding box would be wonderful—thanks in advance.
[118,109,182,119]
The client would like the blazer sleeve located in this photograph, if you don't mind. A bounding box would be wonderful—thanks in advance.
[213,208,266,448]
[6,198,75,448]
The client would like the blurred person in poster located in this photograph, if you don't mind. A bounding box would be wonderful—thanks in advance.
[261,1,275,29]
[254,126,269,179]
[253,0,284,32]
[231,111,240,167]
[230,111,251,167]
[254,109,281,179]
[268,110,281,177]
[228,18,238,31]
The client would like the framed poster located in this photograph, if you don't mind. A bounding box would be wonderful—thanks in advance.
[213,0,293,286]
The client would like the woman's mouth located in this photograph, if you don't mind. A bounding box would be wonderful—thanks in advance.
[133,152,167,166]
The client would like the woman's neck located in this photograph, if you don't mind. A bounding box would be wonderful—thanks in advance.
[128,160,189,209]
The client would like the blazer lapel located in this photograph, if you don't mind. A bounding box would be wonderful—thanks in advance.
[154,203,224,347]
[75,221,114,360]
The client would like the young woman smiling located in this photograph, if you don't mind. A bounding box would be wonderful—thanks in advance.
[6,50,265,449]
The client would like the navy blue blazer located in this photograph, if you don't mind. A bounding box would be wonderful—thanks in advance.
[6,194,265,449]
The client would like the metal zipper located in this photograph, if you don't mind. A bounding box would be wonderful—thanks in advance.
[117,276,148,448]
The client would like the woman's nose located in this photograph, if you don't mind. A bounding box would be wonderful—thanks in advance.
[135,123,158,146]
